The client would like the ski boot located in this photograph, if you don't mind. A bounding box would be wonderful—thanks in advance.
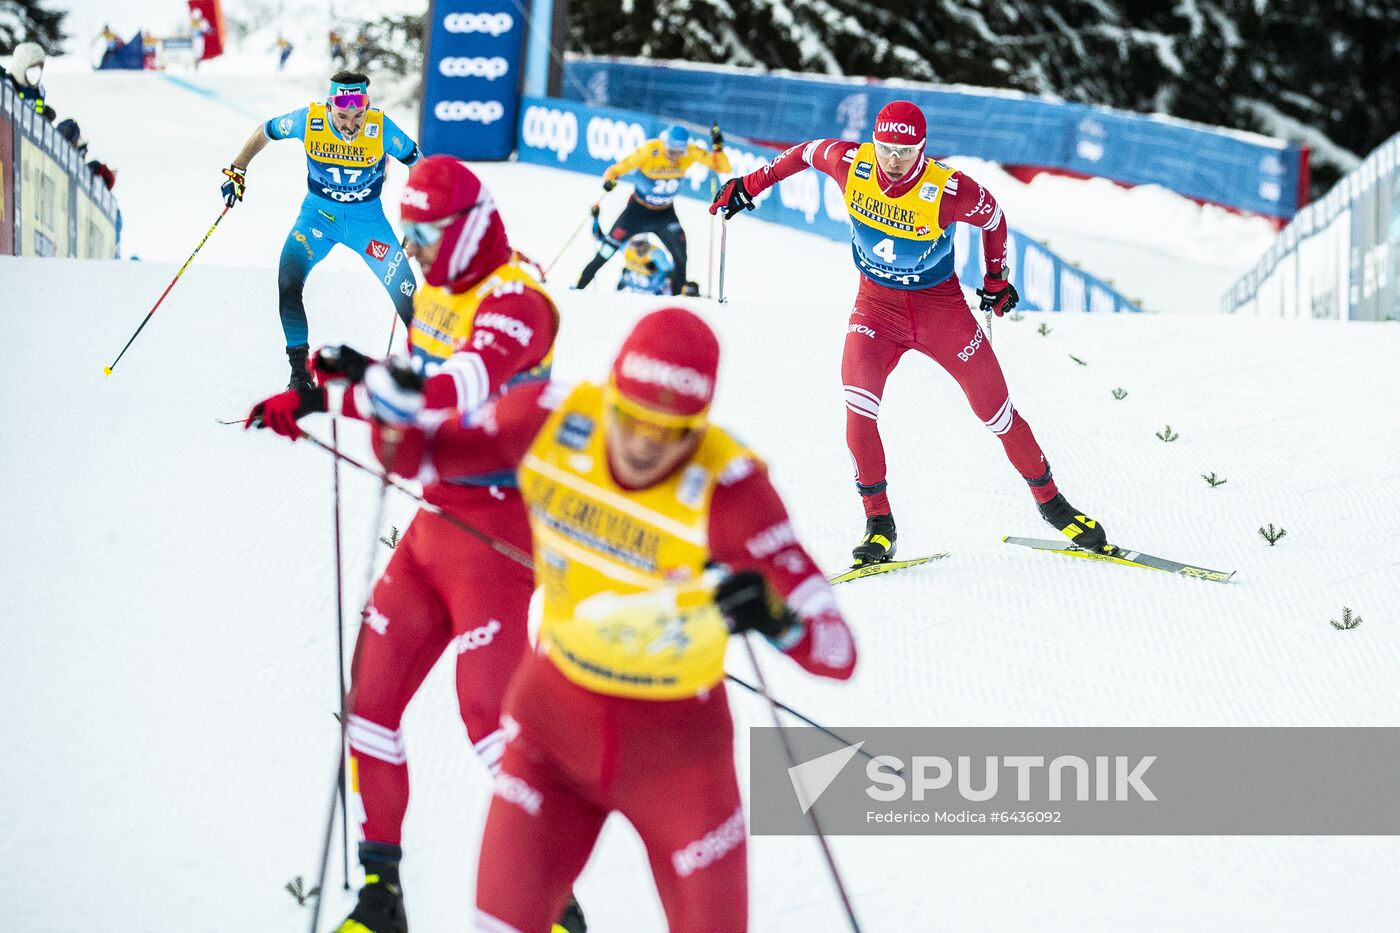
[337,843,407,933]
[1037,493,1111,553]
[287,344,315,392]
[335,874,406,933]
[851,513,897,566]
[552,894,587,933]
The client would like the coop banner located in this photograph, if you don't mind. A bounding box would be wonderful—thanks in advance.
[565,58,1304,220]
[420,0,525,160]
[750,727,1400,835]
[517,96,1140,312]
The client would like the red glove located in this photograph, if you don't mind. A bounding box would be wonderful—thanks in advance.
[245,386,327,439]
[976,273,1019,317]
[709,176,756,219]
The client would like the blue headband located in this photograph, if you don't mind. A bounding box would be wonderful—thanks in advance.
[329,80,368,97]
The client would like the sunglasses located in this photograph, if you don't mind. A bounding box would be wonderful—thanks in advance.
[329,92,369,110]
[873,141,921,160]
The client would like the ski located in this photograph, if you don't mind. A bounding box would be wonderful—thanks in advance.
[829,552,950,585]
[1001,537,1235,583]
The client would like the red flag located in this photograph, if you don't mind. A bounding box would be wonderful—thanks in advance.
[188,0,225,60]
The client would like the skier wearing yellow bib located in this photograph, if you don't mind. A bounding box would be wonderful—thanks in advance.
[222,71,421,389]
[329,307,857,931]
[712,100,1113,564]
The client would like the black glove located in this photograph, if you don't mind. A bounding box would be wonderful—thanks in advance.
[221,164,247,207]
[602,178,617,192]
[710,122,724,150]
[976,275,1020,317]
[716,571,796,640]
[311,344,373,384]
[709,176,756,220]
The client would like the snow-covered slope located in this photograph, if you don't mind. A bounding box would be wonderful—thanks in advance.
[3,63,1398,933]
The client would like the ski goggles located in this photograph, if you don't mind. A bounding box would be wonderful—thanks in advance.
[873,140,922,161]
[606,378,708,441]
[401,216,455,248]
[328,92,369,110]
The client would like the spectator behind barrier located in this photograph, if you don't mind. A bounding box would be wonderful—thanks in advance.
[87,160,117,191]
[5,42,57,123]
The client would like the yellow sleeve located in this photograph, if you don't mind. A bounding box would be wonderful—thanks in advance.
[604,142,653,182]
[683,143,731,175]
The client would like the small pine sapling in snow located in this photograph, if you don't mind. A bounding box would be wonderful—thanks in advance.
[1156,425,1179,442]
[1037,322,1052,336]
[379,526,400,549]
[1069,354,1087,366]
[285,875,321,906]
[1007,311,1024,322]
[1330,608,1362,630]
[1258,523,1286,545]
[1202,472,1227,487]
[1112,387,1128,400]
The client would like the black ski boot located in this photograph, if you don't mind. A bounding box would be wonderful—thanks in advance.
[553,894,587,933]
[337,843,407,933]
[851,513,897,566]
[287,344,315,391]
[1037,493,1110,552]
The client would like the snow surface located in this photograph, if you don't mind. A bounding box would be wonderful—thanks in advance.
[4,61,1399,933]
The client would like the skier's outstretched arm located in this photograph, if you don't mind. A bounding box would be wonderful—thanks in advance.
[709,464,857,680]
[710,138,856,219]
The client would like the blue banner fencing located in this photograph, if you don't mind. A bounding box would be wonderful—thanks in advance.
[420,0,525,160]
[563,58,1304,221]
[517,96,1140,313]
[1223,131,1399,321]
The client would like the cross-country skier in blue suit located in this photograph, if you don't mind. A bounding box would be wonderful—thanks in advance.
[222,70,421,388]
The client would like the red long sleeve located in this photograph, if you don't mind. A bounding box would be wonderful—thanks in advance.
[937,170,1009,278]
[743,138,860,197]
[708,462,856,681]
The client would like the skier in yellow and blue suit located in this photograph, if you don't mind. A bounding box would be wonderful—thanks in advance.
[222,70,421,388]
[575,123,729,296]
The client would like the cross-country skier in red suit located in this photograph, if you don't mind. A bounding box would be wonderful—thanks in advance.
[343,307,854,933]
[710,100,1112,564]
[245,156,585,933]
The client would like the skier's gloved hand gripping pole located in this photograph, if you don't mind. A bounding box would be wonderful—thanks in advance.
[709,175,757,304]
[103,203,230,376]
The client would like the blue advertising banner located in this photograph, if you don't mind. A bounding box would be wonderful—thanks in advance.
[420,0,524,160]
[517,96,1140,313]
[564,59,1304,220]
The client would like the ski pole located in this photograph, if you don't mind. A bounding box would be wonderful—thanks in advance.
[330,418,350,891]
[309,430,400,931]
[723,673,888,768]
[543,196,602,280]
[104,205,229,376]
[295,429,534,568]
[707,174,718,298]
[741,634,863,931]
[716,218,730,304]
